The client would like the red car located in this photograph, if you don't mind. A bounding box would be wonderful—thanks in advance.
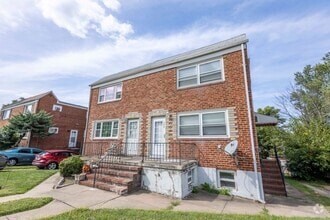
[32,150,77,170]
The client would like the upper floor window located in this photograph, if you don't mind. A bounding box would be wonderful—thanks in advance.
[24,104,33,113]
[2,109,11,120]
[98,84,122,103]
[178,110,228,137]
[52,104,62,112]
[177,59,223,88]
[94,120,119,138]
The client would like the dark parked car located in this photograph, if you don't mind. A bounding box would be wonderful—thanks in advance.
[0,154,7,170]
[0,147,44,166]
[32,149,77,170]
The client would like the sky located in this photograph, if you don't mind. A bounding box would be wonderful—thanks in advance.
[0,0,329,110]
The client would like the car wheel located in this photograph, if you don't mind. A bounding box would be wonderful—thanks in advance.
[47,162,57,170]
[7,158,17,166]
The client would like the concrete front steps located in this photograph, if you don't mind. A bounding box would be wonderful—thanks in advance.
[261,159,287,196]
[80,162,142,195]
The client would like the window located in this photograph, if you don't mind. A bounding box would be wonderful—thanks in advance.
[218,170,236,189]
[32,149,43,154]
[24,104,33,113]
[18,149,31,154]
[187,168,195,191]
[94,120,119,138]
[2,109,11,120]
[52,104,62,112]
[98,84,122,103]
[178,111,228,137]
[178,59,223,88]
[48,127,59,134]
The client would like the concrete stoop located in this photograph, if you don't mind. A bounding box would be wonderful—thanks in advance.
[80,162,142,195]
[261,159,286,196]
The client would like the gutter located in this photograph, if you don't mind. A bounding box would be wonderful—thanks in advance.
[241,43,264,203]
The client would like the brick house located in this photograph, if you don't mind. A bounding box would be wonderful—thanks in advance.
[83,34,264,202]
[0,91,87,151]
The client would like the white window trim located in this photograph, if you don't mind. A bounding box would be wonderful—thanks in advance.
[177,58,225,89]
[48,127,59,134]
[2,109,11,120]
[218,170,236,190]
[93,119,120,139]
[177,109,229,138]
[52,104,63,112]
[98,83,122,104]
[24,104,33,113]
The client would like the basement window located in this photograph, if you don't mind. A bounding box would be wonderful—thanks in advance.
[218,170,236,189]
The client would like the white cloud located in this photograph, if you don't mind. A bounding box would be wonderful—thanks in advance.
[0,10,329,107]
[0,0,35,32]
[101,0,120,11]
[35,0,133,38]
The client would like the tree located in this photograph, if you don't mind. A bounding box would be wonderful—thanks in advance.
[256,106,286,158]
[0,111,53,148]
[279,52,330,180]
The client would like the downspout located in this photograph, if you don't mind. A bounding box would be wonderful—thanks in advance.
[241,43,264,203]
[81,87,92,156]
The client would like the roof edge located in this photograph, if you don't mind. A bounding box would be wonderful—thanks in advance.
[90,34,248,87]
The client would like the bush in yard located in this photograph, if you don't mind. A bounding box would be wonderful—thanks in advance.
[59,156,84,177]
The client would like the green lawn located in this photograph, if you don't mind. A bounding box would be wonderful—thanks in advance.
[286,177,330,212]
[42,208,325,220]
[0,197,53,217]
[0,165,57,197]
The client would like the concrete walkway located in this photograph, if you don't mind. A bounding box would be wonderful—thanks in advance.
[0,173,329,219]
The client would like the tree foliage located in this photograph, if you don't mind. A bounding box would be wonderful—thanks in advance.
[0,110,53,148]
[256,106,286,158]
[279,52,330,180]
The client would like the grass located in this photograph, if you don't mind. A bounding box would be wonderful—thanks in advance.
[200,182,231,196]
[0,165,57,197]
[285,177,330,211]
[0,197,53,217]
[42,208,326,220]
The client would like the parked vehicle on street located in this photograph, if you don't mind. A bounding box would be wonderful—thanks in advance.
[0,154,7,170]
[0,147,44,166]
[32,149,77,170]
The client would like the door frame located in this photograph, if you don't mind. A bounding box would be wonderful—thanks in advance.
[151,116,166,158]
[68,130,78,148]
[126,119,140,155]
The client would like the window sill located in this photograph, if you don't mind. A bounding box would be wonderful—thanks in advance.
[97,99,122,105]
[93,137,119,140]
[177,79,225,90]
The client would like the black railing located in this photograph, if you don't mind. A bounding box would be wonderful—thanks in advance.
[259,145,287,197]
[91,141,198,188]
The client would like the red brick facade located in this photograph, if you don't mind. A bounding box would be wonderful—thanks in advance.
[85,49,260,172]
[0,92,87,151]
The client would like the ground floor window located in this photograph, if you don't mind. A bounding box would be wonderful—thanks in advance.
[94,120,119,138]
[218,170,236,189]
[178,110,228,137]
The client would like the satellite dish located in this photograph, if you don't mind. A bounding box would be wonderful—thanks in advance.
[224,140,238,156]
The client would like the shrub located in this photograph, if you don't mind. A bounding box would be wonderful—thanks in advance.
[59,156,84,177]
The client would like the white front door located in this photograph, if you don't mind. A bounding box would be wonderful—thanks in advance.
[126,119,139,155]
[68,130,78,148]
[151,117,166,158]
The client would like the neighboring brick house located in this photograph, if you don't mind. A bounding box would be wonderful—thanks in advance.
[0,91,87,151]
[83,34,264,202]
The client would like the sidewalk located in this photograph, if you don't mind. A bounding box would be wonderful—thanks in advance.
[0,173,329,219]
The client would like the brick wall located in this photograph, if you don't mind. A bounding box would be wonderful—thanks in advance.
[29,93,87,150]
[85,50,259,172]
